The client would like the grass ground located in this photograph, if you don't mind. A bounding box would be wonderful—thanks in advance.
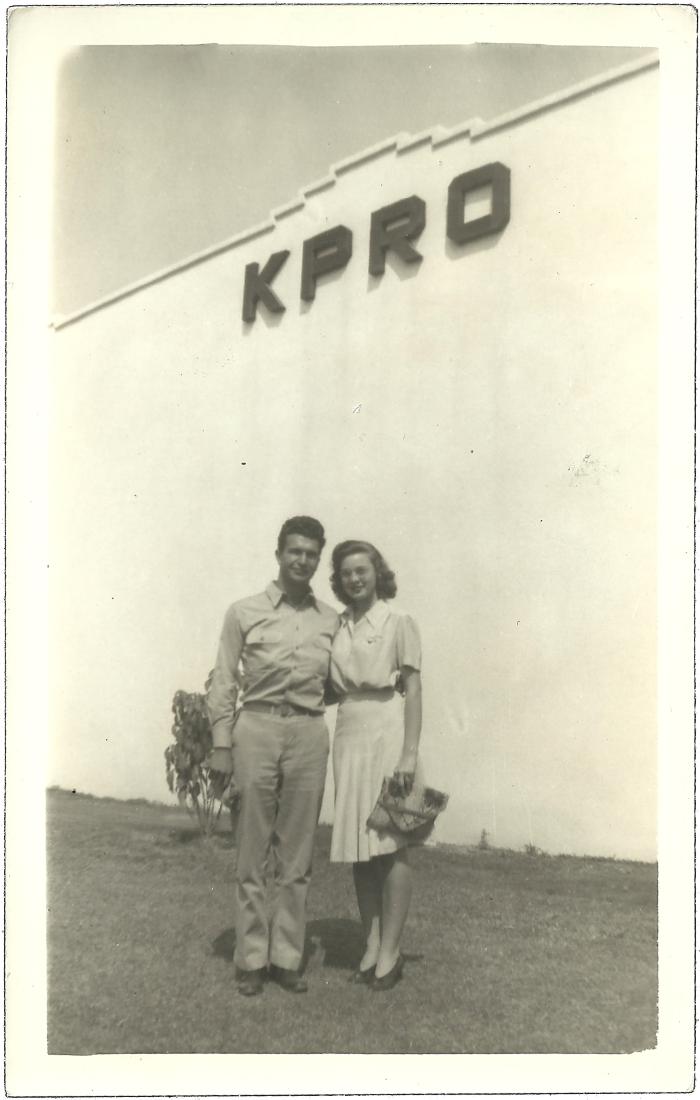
[47,788,657,1054]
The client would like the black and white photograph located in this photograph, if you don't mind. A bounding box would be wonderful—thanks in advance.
[5,4,696,1095]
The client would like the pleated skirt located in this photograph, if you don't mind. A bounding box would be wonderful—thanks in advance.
[330,689,425,864]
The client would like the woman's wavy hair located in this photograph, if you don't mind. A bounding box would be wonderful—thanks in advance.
[330,540,397,604]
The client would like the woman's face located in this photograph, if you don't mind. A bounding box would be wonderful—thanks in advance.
[339,552,378,605]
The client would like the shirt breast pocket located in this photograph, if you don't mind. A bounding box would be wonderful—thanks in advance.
[245,627,283,667]
[247,628,282,645]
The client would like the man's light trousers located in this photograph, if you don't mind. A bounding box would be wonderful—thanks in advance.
[231,709,329,972]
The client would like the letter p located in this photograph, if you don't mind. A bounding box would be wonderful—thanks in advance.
[300,226,353,302]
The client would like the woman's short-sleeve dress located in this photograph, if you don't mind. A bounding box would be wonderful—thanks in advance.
[329,600,424,863]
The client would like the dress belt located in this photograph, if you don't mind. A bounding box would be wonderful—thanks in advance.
[243,701,321,718]
[339,687,395,702]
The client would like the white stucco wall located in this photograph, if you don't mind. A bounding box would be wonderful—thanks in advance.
[50,59,658,858]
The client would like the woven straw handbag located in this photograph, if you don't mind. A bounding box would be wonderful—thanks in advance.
[367,775,449,838]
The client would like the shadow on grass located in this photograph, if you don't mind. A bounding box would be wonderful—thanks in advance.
[212,927,236,962]
[304,918,364,969]
[211,919,363,970]
[212,918,367,971]
[153,827,236,848]
[303,919,424,970]
[212,919,424,974]
[170,829,204,845]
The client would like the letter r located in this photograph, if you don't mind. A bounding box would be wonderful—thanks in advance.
[368,195,426,276]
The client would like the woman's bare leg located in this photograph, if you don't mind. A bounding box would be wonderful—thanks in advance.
[375,848,412,978]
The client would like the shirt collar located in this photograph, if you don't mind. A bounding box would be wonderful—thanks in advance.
[266,580,319,610]
[341,599,391,629]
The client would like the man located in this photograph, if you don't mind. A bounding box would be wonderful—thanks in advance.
[207,516,339,996]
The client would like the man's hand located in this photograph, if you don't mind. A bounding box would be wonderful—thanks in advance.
[208,747,234,776]
[208,747,234,800]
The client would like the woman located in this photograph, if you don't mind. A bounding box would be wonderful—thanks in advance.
[329,540,424,991]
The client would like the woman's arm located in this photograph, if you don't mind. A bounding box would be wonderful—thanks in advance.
[395,666,422,792]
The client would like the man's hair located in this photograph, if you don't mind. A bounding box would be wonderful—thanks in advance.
[330,540,398,604]
[277,515,326,554]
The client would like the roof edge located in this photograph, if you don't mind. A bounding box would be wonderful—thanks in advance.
[52,50,659,331]
[473,50,660,141]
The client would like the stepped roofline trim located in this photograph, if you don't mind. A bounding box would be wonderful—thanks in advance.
[51,51,658,331]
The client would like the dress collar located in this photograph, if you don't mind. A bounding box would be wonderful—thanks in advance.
[341,599,391,630]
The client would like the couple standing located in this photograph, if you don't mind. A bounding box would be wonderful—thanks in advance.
[206,515,425,997]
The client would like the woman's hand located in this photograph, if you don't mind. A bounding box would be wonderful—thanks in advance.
[394,750,418,795]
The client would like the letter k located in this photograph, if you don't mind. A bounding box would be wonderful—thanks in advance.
[242,249,290,323]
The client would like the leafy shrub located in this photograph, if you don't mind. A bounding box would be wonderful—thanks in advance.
[524,842,548,857]
[165,671,239,837]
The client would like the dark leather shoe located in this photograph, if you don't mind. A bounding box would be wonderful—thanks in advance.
[348,965,376,985]
[235,967,266,996]
[371,955,404,992]
[269,965,308,994]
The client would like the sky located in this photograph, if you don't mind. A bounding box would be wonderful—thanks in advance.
[52,43,648,316]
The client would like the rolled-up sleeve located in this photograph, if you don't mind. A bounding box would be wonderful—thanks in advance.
[206,605,244,749]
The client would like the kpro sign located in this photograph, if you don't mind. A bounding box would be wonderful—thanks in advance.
[242,162,511,323]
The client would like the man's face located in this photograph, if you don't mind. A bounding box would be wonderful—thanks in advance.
[276,534,322,589]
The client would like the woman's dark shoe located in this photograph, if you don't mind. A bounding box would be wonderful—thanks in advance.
[348,964,376,985]
[371,955,404,992]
